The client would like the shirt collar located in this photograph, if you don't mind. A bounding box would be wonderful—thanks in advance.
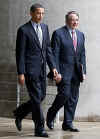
[31,20,40,28]
[66,25,77,38]
[66,25,75,32]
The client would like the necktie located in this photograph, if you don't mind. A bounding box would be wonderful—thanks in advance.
[36,24,43,47]
[72,30,77,51]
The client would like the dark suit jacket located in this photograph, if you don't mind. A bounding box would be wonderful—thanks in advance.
[16,21,55,80]
[50,26,86,82]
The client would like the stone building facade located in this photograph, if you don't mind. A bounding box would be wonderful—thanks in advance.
[0,0,100,121]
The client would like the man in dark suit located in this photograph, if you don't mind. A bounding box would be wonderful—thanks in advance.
[14,3,57,137]
[46,11,86,132]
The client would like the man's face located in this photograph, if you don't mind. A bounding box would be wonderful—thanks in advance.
[66,13,79,29]
[30,8,44,23]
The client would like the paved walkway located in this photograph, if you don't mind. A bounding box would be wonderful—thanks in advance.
[0,117,100,139]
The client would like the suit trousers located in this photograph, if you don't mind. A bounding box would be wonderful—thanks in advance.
[63,81,79,126]
[15,73,46,130]
[48,68,80,126]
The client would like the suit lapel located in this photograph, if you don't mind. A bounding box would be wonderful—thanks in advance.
[40,24,45,48]
[76,30,81,53]
[28,21,42,49]
[64,26,75,53]
[64,26,81,54]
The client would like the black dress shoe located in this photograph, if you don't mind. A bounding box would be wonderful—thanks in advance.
[15,118,22,131]
[13,110,22,131]
[35,130,49,138]
[46,111,54,130]
[62,124,79,132]
[47,120,54,130]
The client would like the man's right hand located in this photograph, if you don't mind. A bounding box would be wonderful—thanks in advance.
[52,68,62,84]
[18,74,25,86]
[52,68,58,77]
[54,73,62,84]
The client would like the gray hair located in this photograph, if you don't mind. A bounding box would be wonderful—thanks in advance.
[65,11,79,21]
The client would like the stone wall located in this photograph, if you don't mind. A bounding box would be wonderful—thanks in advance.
[0,0,100,121]
[0,0,57,118]
[0,0,16,117]
[35,0,100,121]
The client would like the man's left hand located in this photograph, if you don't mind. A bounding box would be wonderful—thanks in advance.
[83,74,86,80]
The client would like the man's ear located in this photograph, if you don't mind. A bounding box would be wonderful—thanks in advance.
[30,11,32,16]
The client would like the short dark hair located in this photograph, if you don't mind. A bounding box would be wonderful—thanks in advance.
[30,3,44,12]
[65,11,79,21]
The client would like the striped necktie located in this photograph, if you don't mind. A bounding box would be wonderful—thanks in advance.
[36,24,43,47]
[72,30,77,51]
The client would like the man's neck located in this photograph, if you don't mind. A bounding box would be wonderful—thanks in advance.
[31,19,41,24]
[66,24,76,31]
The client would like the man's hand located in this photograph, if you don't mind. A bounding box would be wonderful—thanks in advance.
[83,74,86,80]
[52,68,58,77]
[18,74,25,86]
[52,68,62,84]
[54,74,62,84]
